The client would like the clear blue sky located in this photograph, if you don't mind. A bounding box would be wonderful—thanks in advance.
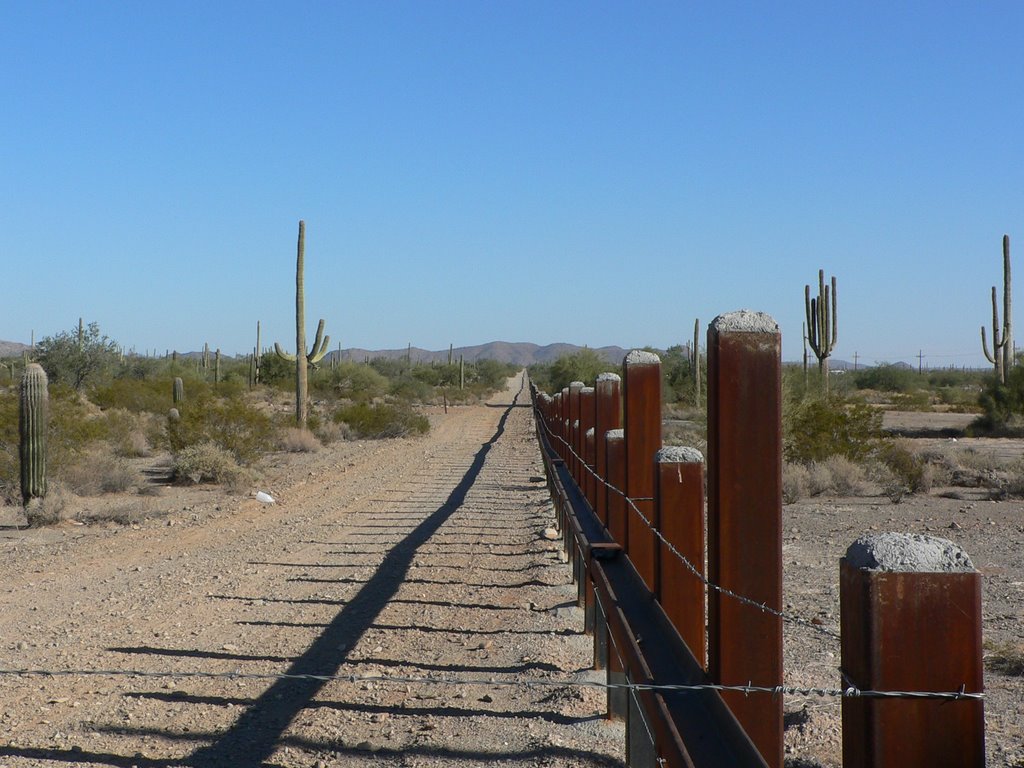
[3,2,1022,366]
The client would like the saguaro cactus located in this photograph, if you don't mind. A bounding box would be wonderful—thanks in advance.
[274,220,330,428]
[805,269,838,391]
[172,377,184,404]
[981,235,1013,383]
[19,363,48,506]
[691,317,701,407]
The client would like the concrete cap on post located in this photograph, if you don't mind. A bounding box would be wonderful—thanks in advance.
[845,532,975,572]
[655,446,705,464]
[597,372,621,383]
[606,428,625,440]
[710,309,780,334]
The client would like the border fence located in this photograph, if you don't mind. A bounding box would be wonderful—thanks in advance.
[529,310,984,768]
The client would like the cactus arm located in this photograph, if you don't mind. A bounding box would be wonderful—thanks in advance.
[829,275,838,349]
[981,326,996,364]
[307,319,330,364]
[274,342,297,362]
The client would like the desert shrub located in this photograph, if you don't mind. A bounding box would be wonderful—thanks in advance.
[315,419,351,444]
[90,377,175,414]
[784,395,882,464]
[280,427,321,453]
[851,364,920,394]
[103,409,152,457]
[807,462,833,497]
[167,391,275,464]
[314,362,389,402]
[388,375,433,402]
[59,449,137,495]
[822,455,866,496]
[24,487,71,527]
[976,366,1024,430]
[878,440,933,495]
[172,442,249,488]
[48,385,109,469]
[782,463,810,503]
[0,388,18,504]
[257,351,295,387]
[334,402,429,439]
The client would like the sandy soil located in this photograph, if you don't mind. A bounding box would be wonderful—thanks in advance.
[1,387,1020,767]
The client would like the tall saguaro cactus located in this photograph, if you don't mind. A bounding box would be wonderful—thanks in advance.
[274,220,330,428]
[805,269,838,392]
[981,235,1013,383]
[19,363,48,507]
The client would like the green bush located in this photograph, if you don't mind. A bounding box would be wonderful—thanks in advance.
[313,361,389,401]
[333,402,429,439]
[168,391,275,463]
[977,366,1024,430]
[172,442,250,488]
[529,348,613,393]
[91,377,176,414]
[36,321,120,390]
[851,364,920,393]
[784,394,882,464]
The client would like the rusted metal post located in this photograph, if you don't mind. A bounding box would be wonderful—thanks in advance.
[569,381,584,486]
[594,373,622,526]
[551,392,562,449]
[655,446,706,668]
[580,385,595,504]
[584,427,596,510]
[623,350,661,592]
[707,310,783,767]
[840,533,984,768]
[605,429,627,546]
[560,387,570,461]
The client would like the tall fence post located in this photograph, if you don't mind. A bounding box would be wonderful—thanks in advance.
[605,429,627,547]
[594,373,622,527]
[580,386,596,505]
[707,310,783,768]
[569,381,584,485]
[840,533,984,767]
[560,386,570,462]
[654,446,706,668]
[623,350,661,592]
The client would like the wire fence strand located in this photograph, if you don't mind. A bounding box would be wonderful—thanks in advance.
[533,406,841,641]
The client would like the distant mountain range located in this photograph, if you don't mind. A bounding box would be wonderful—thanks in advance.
[337,342,632,367]
[0,338,933,370]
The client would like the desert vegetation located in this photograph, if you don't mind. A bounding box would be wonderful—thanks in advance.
[529,343,1024,505]
[0,321,517,524]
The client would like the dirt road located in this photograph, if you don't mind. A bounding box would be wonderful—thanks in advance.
[0,374,626,767]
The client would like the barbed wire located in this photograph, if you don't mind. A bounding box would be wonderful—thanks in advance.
[0,667,983,701]
[532,407,841,642]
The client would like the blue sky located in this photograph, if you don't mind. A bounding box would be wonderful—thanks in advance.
[3,2,1022,366]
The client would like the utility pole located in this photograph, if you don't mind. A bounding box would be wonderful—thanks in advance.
[918,350,925,375]
[853,351,859,371]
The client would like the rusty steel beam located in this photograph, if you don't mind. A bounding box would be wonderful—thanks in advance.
[559,387,570,462]
[584,427,596,510]
[568,381,584,485]
[706,311,783,768]
[840,536,984,767]
[580,386,596,505]
[594,373,622,527]
[605,429,627,548]
[655,446,707,669]
[623,350,662,592]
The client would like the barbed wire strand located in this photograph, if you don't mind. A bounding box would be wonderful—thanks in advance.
[532,409,841,641]
[0,668,983,701]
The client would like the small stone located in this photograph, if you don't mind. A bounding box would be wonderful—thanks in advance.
[479,694,494,703]
[542,527,559,540]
